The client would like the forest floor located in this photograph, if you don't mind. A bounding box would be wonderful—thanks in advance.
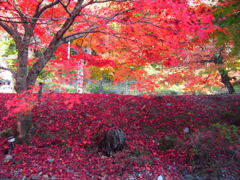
[0,94,239,179]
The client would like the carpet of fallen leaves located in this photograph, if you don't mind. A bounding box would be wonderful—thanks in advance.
[0,94,239,179]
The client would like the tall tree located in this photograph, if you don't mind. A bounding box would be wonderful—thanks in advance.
[0,0,215,139]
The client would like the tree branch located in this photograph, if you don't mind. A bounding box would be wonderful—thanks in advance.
[26,0,134,87]
[59,0,71,15]
[10,0,29,31]
[36,0,60,16]
[27,0,85,87]
[0,21,21,43]
[30,0,61,33]
[58,26,100,45]
[106,8,134,23]
[199,59,215,64]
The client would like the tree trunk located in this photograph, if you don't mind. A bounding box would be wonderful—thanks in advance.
[213,53,235,94]
[38,82,44,103]
[98,80,103,93]
[17,111,33,143]
[219,69,235,94]
[14,40,34,141]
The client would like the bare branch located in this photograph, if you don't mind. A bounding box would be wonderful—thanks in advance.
[53,0,85,41]
[0,17,69,24]
[139,20,176,32]
[88,0,129,5]
[58,26,101,45]
[10,0,29,31]
[37,0,60,16]
[27,0,86,87]
[0,21,21,43]
[30,0,61,32]
[106,8,134,23]
[35,0,44,13]
[200,59,215,64]
[59,0,71,15]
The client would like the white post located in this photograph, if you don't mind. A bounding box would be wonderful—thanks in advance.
[77,47,92,93]
[77,60,84,93]
[67,41,71,60]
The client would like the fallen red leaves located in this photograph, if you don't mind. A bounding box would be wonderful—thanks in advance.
[0,94,239,179]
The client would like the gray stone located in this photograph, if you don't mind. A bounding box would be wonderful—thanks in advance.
[47,158,55,163]
[183,127,190,134]
[21,176,31,180]
[5,154,13,160]
[51,176,56,180]
[3,154,13,163]
[184,175,194,180]
[31,176,39,180]
[21,176,27,180]
[43,175,49,179]
[125,177,136,180]
[153,157,161,161]
[157,175,165,180]
[0,177,11,180]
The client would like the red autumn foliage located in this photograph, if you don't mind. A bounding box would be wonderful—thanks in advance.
[0,0,219,94]
[0,94,239,179]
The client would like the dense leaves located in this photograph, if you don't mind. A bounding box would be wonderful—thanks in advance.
[0,94,239,179]
[0,0,219,93]
[213,0,240,56]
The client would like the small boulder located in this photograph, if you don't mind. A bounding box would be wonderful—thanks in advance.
[157,175,166,180]
[97,128,126,156]
[183,127,190,134]
[3,154,13,163]
[47,158,55,163]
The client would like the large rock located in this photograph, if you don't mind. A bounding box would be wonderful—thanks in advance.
[97,128,126,156]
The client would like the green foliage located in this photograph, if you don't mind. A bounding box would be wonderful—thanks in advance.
[129,149,141,157]
[0,36,53,84]
[233,84,240,93]
[156,90,178,95]
[211,122,239,143]
[214,0,240,56]
[1,37,17,70]
[90,66,115,81]
[155,85,184,95]
[3,38,17,56]
[85,81,114,94]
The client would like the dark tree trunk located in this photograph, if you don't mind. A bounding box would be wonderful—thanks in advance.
[98,80,103,93]
[17,111,33,142]
[0,0,98,143]
[219,69,235,94]
[38,82,44,103]
[13,39,35,140]
[14,40,29,93]
[213,53,235,94]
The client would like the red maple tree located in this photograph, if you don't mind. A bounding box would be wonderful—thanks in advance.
[0,0,216,139]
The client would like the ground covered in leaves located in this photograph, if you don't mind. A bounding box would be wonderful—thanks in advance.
[0,94,240,179]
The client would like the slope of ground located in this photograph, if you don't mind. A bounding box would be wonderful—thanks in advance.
[0,94,239,179]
